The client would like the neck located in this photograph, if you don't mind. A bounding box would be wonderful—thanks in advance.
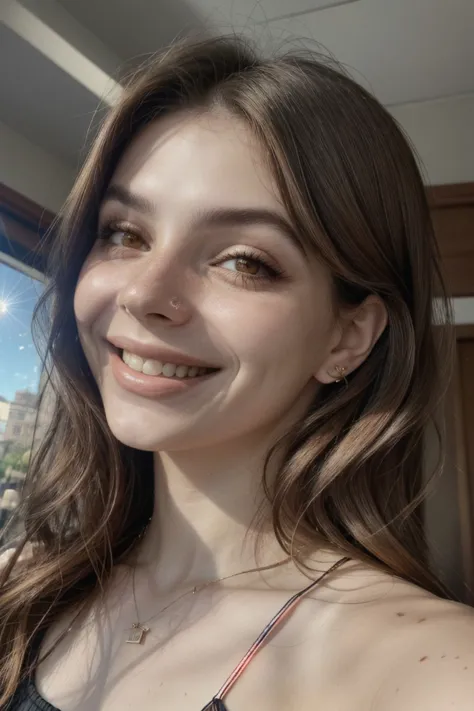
[136,433,290,591]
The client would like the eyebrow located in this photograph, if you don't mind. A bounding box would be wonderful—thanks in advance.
[102,184,306,255]
[103,184,156,215]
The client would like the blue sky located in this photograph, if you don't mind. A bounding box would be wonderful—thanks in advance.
[0,263,43,402]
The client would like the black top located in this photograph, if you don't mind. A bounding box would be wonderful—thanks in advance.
[6,557,350,711]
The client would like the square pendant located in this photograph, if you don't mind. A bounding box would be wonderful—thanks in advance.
[126,623,150,644]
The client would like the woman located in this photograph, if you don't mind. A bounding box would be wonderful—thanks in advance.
[1,35,473,711]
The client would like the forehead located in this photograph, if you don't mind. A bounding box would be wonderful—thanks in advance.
[110,110,284,215]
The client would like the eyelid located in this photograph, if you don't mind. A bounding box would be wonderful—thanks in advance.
[215,245,281,271]
[213,246,287,282]
[98,218,149,243]
[99,218,138,234]
[97,220,287,280]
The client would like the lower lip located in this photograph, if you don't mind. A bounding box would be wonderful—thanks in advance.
[109,350,218,398]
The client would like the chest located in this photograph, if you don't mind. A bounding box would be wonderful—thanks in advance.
[33,589,370,711]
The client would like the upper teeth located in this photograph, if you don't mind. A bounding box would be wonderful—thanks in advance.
[121,350,210,378]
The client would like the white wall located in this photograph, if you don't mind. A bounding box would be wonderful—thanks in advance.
[0,119,75,213]
[390,93,474,185]
[453,298,474,325]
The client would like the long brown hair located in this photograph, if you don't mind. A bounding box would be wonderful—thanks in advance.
[0,35,453,702]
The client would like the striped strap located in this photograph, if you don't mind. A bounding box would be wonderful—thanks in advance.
[210,556,351,705]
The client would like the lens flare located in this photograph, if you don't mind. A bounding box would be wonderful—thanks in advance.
[0,300,9,315]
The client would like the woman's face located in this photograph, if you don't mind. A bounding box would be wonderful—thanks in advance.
[74,110,339,452]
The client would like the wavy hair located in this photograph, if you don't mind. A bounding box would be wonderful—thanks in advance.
[0,35,453,704]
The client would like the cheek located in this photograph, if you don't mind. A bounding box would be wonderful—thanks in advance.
[211,290,332,375]
[73,261,116,328]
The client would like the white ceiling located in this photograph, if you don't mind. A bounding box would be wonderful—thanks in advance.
[0,0,473,167]
[0,22,103,166]
[58,0,474,106]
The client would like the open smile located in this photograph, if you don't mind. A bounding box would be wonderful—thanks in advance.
[108,346,221,398]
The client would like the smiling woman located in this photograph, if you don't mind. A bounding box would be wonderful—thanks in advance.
[1,34,474,711]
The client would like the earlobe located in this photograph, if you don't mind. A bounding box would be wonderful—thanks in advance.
[314,363,349,385]
[313,295,387,385]
[331,365,347,383]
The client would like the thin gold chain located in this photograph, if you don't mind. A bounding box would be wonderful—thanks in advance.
[131,556,292,628]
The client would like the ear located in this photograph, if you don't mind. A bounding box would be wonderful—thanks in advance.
[315,295,387,384]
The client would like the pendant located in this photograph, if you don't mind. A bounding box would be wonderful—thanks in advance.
[126,622,150,644]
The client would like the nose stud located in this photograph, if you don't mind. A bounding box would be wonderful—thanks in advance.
[123,300,181,315]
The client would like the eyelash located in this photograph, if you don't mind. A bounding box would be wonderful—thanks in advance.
[97,221,287,287]
[213,246,285,286]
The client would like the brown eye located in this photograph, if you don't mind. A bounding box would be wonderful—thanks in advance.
[235,257,260,275]
[214,247,283,285]
[121,233,144,249]
[221,256,266,277]
[107,229,147,251]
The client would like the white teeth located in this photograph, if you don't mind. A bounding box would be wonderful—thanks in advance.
[142,359,163,376]
[127,354,144,372]
[121,350,214,378]
[162,363,177,378]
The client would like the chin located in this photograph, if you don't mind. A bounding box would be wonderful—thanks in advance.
[102,399,218,453]
[103,406,173,451]
[108,422,162,451]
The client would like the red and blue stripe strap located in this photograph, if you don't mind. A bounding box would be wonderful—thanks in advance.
[201,556,351,711]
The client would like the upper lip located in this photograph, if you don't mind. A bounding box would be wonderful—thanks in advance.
[107,335,220,369]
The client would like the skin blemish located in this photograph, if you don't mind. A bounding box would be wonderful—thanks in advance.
[396,612,405,617]
[455,656,460,660]
[464,667,468,671]
[417,618,426,623]
[441,655,447,659]
[419,656,428,662]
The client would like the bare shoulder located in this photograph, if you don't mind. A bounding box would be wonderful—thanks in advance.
[367,578,474,711]
[298,558,474,710]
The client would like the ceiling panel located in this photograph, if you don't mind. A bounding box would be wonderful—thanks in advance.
[0,23,103,165]
[57,0,474,107]
[266,0,474,105]
[165,0,361,23]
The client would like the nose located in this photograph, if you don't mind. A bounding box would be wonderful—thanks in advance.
[117,260,191,326]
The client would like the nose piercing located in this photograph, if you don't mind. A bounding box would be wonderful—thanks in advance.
[124,300,181,314]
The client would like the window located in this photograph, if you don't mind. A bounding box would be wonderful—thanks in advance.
[0,183,52,542]
[0,258,44,539]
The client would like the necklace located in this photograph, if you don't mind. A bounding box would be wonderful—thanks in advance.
[126,557,291,645]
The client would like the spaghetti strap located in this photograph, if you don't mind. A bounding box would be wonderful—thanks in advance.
[7,559,350,711]
[200,556,351,711]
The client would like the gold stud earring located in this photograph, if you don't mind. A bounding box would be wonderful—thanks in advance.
[332,365,347,383]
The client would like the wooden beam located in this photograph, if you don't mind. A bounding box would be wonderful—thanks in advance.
[427,182,474,209]
[428,182,474,298]
[0,181,54,253]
